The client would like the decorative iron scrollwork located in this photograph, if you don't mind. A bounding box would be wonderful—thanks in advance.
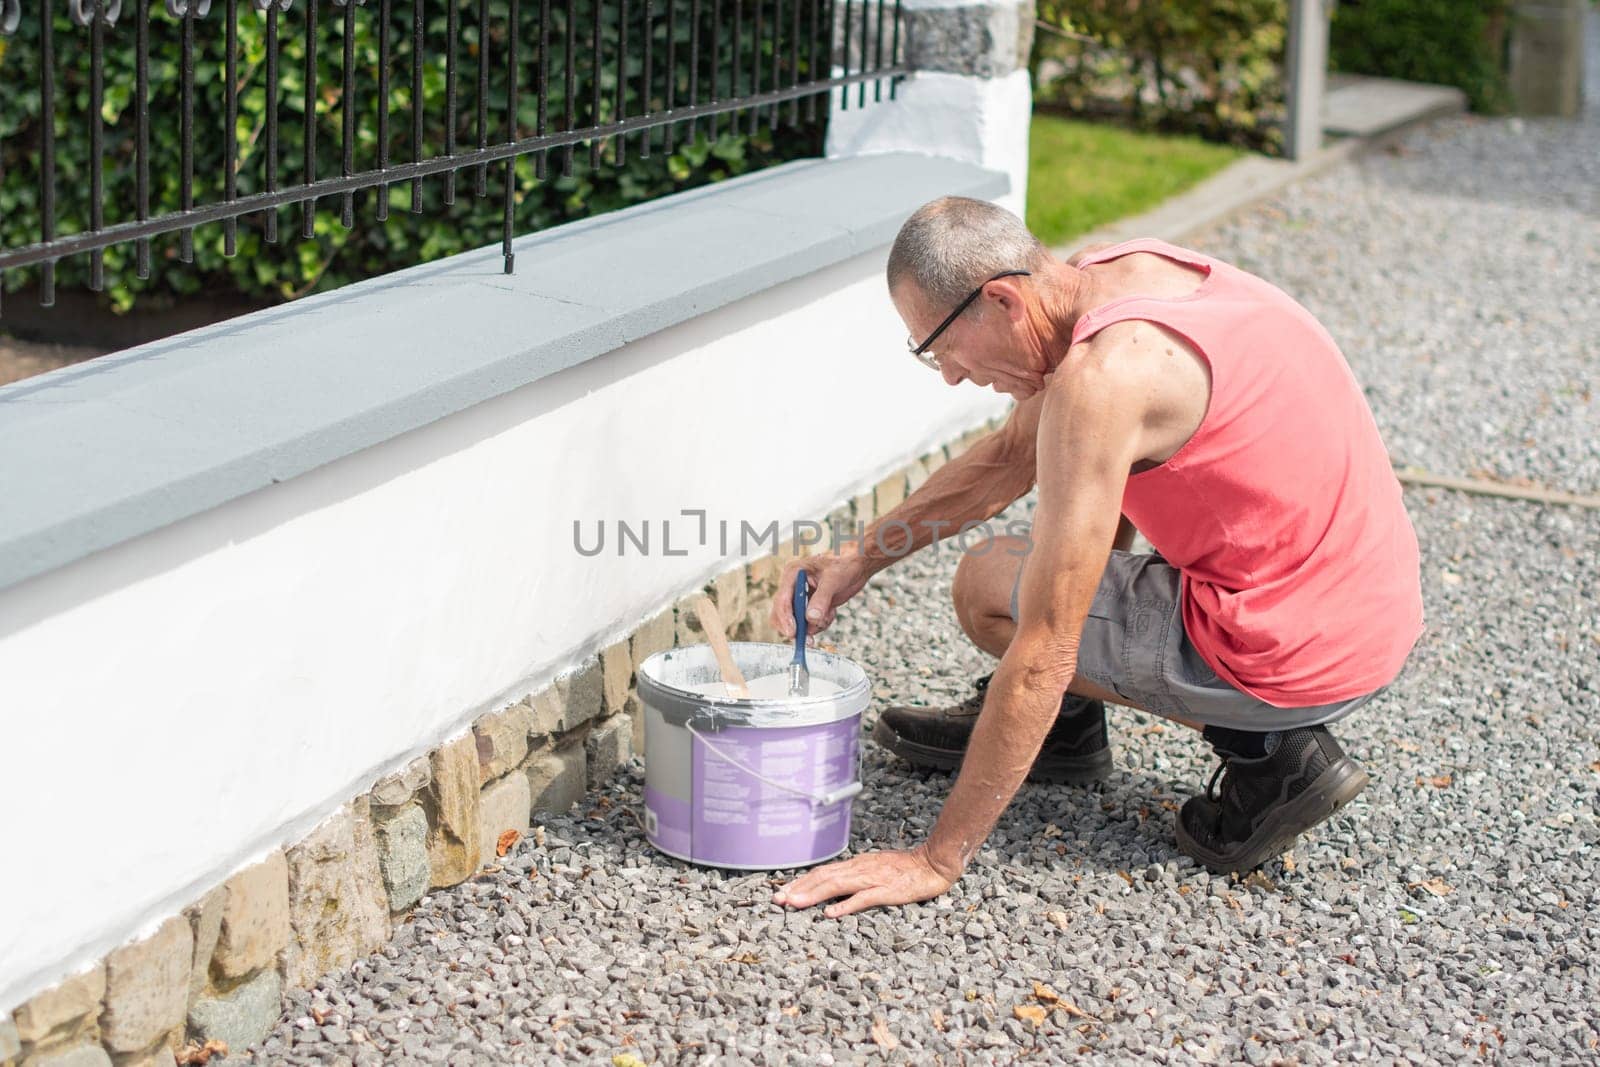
[69,0,123,26]
[163,0,211,17]
[1,0,20,36]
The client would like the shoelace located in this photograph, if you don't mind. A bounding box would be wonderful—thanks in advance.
[1205,758,1231,804]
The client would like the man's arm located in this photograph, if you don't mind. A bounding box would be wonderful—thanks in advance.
[774,394,1047,639]
[921,354,1144,879]
[844,391,1045,576]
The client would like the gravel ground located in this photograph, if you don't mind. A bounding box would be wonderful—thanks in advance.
[238,25,1600,1067]
[240,484,1600,1066]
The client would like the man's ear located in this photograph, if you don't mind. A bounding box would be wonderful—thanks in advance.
[990,279,1027,321]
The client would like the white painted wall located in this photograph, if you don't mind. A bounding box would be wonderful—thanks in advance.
[827,69,1034,217]
[0,248,1010,1015]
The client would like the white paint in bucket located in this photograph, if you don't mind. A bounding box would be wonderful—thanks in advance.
[685,674,843,700]
[638,642,872,870]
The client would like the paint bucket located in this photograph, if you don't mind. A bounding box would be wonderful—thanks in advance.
[638,641,872,870]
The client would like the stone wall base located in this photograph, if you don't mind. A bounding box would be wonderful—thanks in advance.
[0,418,1004,1066]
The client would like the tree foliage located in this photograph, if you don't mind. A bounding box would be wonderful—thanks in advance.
[1031,0,1288,154]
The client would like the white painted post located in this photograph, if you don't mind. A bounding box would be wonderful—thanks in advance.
[824,0,1035,217]
[1284,0,1331,161]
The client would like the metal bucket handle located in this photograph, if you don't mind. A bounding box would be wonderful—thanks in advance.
[684,721,864,808]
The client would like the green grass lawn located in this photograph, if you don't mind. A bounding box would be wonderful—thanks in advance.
[1027,114,1244,248]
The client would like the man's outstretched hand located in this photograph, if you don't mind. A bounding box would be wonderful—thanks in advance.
[771,846,960,918]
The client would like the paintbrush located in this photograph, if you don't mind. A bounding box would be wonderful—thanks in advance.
[788,573,810,696]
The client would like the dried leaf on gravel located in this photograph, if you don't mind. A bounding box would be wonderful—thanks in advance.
[1409,878,1454,897]
[1042,822,1063,838]
[726,951,762,965]
[930,1008,947,1032]
[1242,870,1276,892]
[1014,1004,1049,1028]
[1044,910,1071,930]
[533,826,547,847]
[496,829,520,857]
[175,1041,228,1066]
[1032,981,1061,1003]
[1418,774,1453,788]
[870,1016,899,1050]
[612,1055,648,1067]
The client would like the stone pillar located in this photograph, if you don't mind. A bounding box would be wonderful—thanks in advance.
[1509,0,1586,117]
[825,0,1034,217]
[1284,0,1332,160]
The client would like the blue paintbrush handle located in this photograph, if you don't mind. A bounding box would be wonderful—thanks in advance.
[792,573,809,667]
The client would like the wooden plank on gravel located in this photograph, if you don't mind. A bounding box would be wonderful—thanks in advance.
[1395,466,1600,510]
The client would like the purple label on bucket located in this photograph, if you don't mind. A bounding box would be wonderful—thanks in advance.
[687,719,859,868]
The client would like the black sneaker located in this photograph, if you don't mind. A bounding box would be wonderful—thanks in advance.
[1175,725,1369,874]
[872,673,1113,784]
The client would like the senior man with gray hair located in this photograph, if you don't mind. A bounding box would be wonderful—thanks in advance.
[768,196,1423,919]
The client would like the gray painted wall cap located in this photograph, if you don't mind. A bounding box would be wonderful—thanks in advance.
[0,153,1009,594]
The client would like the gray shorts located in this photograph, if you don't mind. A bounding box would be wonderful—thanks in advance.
[1010,550,1379,730]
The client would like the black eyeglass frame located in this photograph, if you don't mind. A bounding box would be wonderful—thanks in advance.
[907,269,1033,371]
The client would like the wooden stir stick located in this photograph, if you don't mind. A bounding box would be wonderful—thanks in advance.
[693,596,749,698]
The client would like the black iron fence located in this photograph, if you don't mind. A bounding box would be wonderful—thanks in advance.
[0,0,905,318]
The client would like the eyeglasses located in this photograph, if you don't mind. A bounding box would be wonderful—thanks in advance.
[907,269,1032,372]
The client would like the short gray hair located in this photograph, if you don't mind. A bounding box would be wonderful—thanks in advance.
[887,196,1050,307]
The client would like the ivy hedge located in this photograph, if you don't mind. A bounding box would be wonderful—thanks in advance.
[0,0,822,313]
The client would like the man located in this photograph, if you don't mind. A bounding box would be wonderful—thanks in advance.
[768,196,1422,919]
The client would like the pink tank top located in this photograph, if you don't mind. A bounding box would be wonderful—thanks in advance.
[1070,239,1423,706]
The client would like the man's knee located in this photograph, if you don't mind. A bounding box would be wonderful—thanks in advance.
[952,535,1029,615]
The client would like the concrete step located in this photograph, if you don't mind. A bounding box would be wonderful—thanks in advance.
[1322,74,1469,138]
